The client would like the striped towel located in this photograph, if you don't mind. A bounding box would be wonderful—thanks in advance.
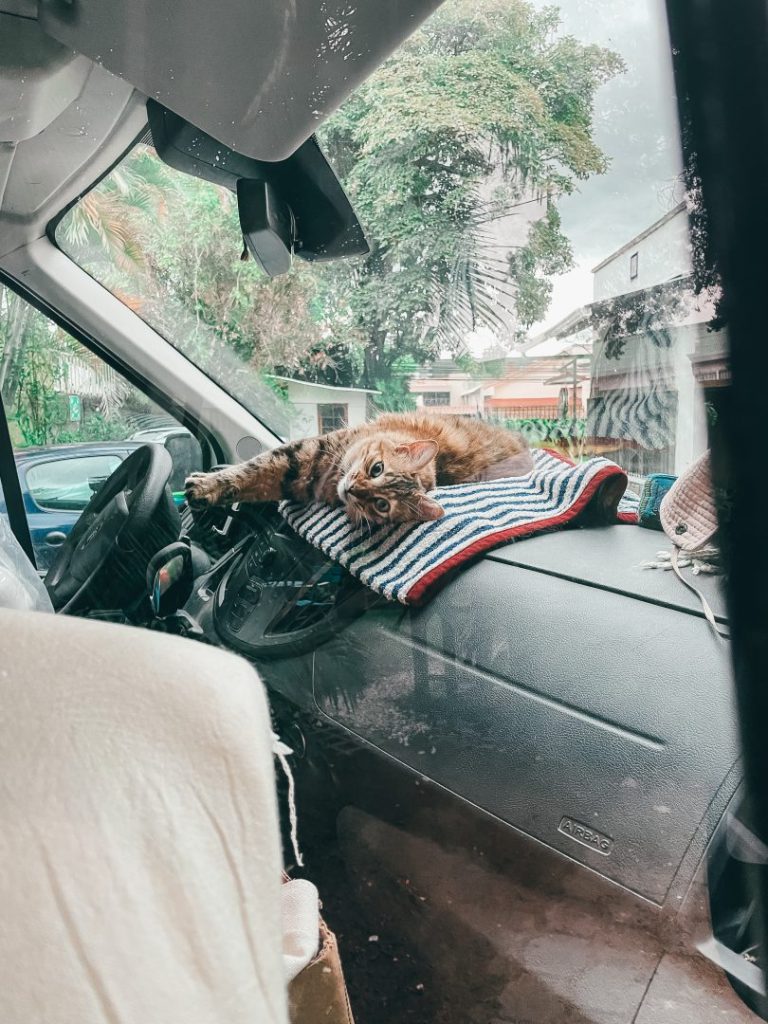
[280,448,638,606]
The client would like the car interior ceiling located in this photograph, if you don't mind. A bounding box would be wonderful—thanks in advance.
[4,1,768,1022]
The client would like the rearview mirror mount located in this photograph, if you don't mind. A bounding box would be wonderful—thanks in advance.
[237,179,294,278]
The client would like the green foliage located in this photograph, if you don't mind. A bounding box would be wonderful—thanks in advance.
[501,415,586,444]
[372,357,420,412]
[317,0,622,381]
[507,205,573,327]
[52,0,621,426]
[1,294,67,446]
[498,415,587,462]
[55,411,132,444]
[0,282,155,448]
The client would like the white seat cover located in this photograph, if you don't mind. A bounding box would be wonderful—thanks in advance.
[0,609,288,1024]
[0,514,52,611]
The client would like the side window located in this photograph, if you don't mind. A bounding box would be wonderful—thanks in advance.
[0,284,201,570]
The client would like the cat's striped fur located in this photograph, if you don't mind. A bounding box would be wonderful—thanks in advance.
[185,412,532,525]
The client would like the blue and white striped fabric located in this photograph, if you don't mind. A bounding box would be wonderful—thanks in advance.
[280,448,636,606]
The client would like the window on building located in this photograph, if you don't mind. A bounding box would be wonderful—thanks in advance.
[629,252,639,280]
[318,404,348,433]
[423,392,451,407]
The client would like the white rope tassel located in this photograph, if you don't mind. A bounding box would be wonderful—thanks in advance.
[641,546,729,642]
[272,734,304,868]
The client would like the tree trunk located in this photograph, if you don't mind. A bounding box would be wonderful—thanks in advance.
[363,329,386,388]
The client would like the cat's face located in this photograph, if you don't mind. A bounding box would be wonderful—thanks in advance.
[337,437,444,526]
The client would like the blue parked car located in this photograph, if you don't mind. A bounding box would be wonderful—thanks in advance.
[0,430,201,572]
[1,442,144,572]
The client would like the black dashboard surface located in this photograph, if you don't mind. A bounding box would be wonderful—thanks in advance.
[489,525,728,623]
[248,522,740,906]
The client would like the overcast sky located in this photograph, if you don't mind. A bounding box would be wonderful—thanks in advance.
[528,0,684,331]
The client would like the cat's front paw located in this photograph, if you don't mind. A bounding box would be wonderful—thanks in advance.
[184,472,233,509]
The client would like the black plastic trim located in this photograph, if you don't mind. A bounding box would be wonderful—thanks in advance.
[666,0,768,1011]
[484,553,728,625]
[0,389,35,566]
[147,101,369,262]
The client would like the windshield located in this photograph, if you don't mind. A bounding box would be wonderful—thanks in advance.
[3,0,749,1021]
[58,0,721,490]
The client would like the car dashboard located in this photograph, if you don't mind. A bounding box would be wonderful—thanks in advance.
[157,503,759,1016]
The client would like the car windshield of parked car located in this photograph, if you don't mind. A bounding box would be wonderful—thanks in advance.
[25,453,123,511]
[57,0,725,491]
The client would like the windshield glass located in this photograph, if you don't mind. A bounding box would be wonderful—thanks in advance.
[58,0,722,489]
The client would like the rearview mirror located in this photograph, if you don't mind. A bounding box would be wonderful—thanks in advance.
[237,179,294,277]
[147,103,369,265]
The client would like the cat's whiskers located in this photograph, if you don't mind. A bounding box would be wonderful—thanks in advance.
[402,497,423,519]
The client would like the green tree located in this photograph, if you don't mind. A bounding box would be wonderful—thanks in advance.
[127,150,323,374]
[316,0,622,388]
[55,0,622,415]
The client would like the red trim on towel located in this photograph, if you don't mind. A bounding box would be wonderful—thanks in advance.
[545,448,637,525]
[541,447,575,465]
[407,464,627,605]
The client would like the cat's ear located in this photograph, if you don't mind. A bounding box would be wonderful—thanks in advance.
[394,439,438,470]
[416,496,444,521]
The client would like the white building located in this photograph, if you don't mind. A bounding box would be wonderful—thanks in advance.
[526,203,726,476]
[592,202,691,301]
[269,376,379,440]
[591,203,720,475]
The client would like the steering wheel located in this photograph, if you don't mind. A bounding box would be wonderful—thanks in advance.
[214,517,370,658]
[45,444,180,613]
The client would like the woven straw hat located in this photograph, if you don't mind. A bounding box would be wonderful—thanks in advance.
[659,451,718,552]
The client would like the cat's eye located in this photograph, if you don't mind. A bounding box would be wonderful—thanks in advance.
[374,497,390,514]
[370,461,384,478]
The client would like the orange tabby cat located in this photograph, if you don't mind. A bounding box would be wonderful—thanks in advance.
[185,412,532,525]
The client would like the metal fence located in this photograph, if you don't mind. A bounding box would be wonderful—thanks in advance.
[482,405,564,420]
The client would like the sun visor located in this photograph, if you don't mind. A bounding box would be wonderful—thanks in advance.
[39,0,444,162]
[0,13,90,143]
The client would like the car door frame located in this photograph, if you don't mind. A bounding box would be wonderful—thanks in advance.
[666,0,768,1007]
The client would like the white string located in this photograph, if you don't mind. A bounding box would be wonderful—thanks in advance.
[272,734,304,868]
[670,547,730,642]
[641,546,729,642]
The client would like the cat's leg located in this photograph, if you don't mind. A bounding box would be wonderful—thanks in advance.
[185,434,347,508]
[185,450,296,508]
